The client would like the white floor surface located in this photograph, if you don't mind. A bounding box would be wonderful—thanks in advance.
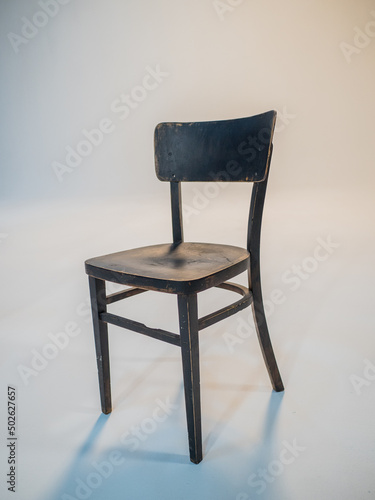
[1,184,374,500]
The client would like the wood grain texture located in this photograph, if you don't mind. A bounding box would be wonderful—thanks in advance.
[170,181,184,244]
[155,111,276,183]
[85,242,249,294]
[100,311,180,346]
[105,287,147,305]
[178,293,202,464]
[198,282,253,331]
[247,147,284,392]
[89,277,112,414]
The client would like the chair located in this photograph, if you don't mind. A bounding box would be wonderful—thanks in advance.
[85,110,284,464]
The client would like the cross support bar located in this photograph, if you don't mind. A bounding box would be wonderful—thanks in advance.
[100,312,181,346]
[106,287,148,305]
[198,282,253,331]
[101,282,252,346]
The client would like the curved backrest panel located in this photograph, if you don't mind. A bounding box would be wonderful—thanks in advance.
[154,110,276,182]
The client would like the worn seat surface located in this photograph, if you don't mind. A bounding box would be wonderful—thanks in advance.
[85,242,250,293]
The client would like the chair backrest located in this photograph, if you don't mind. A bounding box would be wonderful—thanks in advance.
[154,110,276,183]
[154,111,277,247]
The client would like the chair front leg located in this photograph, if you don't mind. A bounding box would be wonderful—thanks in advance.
[178,293,202,464]
[89,276,112,414]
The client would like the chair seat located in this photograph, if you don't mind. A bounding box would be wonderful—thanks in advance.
[85,242,250,293]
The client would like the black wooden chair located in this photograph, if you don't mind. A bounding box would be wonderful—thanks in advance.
[85,110,284,464]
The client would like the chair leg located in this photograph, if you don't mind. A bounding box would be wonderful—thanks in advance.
[250,268,284,392]
[178,293,202,464]
[89,276,112,414]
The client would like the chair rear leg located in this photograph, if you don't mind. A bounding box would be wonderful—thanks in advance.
[89,276,112,414]
[250,268,284,392]
[178,293,202,464]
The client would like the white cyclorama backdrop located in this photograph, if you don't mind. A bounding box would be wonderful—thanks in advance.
[1,2,375,500]
[0,0,374,202]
